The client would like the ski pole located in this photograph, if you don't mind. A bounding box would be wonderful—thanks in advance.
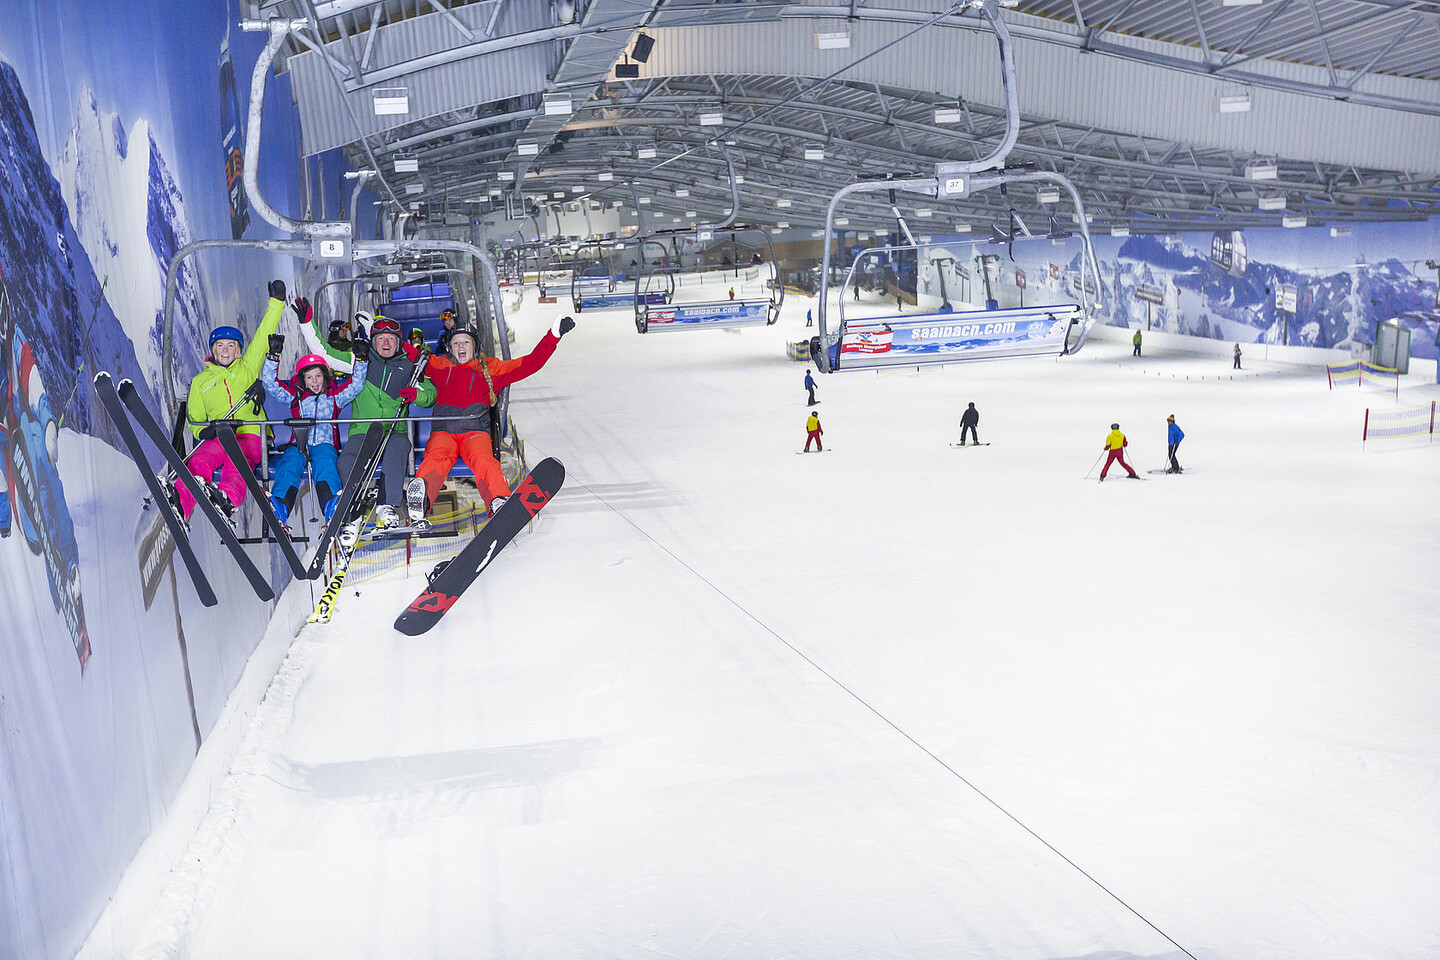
[1084,449,1105,479]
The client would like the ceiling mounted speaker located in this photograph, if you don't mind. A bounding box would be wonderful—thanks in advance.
[615,62,640,79]
[631,32,654,63]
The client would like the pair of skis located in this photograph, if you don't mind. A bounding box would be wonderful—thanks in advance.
[99,372,387,604]
[97,373,272,603]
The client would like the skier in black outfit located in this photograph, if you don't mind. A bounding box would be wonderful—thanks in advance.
[803,369,818,406]
[959,402,980,445]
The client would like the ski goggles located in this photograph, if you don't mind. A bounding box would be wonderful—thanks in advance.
[371,318,402,336]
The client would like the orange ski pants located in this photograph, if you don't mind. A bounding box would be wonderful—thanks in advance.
[416,430,509,508]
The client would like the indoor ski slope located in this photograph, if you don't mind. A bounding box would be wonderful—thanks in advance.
[112,285,1440,960]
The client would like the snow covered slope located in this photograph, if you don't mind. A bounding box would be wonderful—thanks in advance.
[109,289,1440,960]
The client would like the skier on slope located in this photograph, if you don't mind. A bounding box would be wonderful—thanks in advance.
[176,279,286,525]
[804,411,823,452]
[404,316,576,522]
[804,369,818,406]
[260,335,368,526]
[1099,422,1139,480]
[959,402,980,446]
[1166,414,1184,474]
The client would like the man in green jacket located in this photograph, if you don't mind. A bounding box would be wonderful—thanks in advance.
[1132,328,1142,357]
[174,279,286,524]
[333,314,435,530]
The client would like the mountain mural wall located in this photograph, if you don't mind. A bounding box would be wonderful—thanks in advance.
[0,4,315,959]
[919,221,1440,361]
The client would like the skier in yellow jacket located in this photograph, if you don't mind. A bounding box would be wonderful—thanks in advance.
[172,280,287,524]
[1099,422,1138,480]
[804,412,823,452]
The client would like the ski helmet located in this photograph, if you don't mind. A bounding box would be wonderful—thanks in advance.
[209,325,243,350]
[371,315,401,337]
[295,354,332,384]
[328,318,352,338]
[440,308,457,323]
[1111,423,1120,430]
[449,325,480,351]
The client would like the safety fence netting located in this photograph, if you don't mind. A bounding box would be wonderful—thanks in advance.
[1363,401,1436,444]
[1327,359,1399,399]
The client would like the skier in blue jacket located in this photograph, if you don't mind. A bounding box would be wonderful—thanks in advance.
[1166,414,1184,474]
[803,369,818,406]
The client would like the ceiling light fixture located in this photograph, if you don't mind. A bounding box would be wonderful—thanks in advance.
[372,87,409,115]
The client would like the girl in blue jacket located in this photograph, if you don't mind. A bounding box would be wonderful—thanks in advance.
[261,344,368,523]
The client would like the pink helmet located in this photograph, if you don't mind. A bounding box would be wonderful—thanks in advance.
[294,354,332,380]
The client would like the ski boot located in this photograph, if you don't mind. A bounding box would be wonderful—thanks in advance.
[269,494,291,529]
[204,482,237,530]
[156,473,190,532]
[488,495,508,516]
[405,476,428,523]
[374,503,401,530]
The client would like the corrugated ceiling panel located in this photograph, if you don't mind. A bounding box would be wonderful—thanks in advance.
[644,19,1440,174]
[289,2,553,155]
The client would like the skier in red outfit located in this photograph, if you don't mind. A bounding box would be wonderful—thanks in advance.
[1099,422,1138,480]
[405,316,575,521]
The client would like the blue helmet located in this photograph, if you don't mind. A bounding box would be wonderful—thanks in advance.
[209,325,243,349]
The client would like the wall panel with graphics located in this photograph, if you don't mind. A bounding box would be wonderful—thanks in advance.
[0,3,321,958]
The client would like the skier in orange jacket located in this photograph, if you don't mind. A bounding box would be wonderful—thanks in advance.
[404,317,575,521]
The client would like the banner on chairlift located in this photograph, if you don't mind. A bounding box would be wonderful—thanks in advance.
[645,300,770,330]
[839,304,1080,363]
[579,291,668,308]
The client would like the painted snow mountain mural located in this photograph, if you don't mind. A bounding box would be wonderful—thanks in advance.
[1096,234,1438,354]
[58,85,209,403]
[0,58,158,443]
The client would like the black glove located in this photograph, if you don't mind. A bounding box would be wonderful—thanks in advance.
[291,296,310,323]
[243,379,266,415]
[350,339,370,362]
[558,316,576,336]
[197,425,217,442]
[267,334,285,358]
[268,279,287,301]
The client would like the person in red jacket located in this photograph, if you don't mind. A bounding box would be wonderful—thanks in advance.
[404,316,575,521]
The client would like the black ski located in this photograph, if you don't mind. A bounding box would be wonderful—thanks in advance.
[115,378,274,601]
[304,423,383,579]
[217,423,307,579]
[95,373,218,607]
[394,457,565,636]
[950,442,992,447]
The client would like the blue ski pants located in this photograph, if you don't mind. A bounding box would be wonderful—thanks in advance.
[271,443,341,503]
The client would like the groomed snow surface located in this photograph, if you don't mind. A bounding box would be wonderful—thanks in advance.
[123,283,1440,960]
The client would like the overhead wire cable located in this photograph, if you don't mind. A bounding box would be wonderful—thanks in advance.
[560,466,1201,960]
